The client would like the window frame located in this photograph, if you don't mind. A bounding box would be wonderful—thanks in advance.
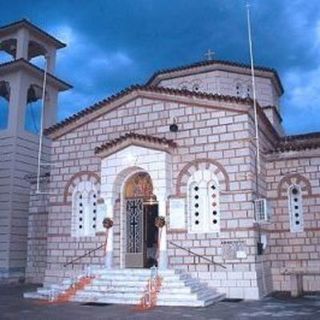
[71,181,98,237]
[288,184,304,233]
[187,169,220,234]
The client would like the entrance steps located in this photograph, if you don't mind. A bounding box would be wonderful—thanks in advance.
[24,268,225,307]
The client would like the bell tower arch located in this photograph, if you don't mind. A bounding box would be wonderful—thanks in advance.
[0,19,71,281]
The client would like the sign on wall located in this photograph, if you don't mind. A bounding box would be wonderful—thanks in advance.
[169,198,186,229]
[221,240,247,260]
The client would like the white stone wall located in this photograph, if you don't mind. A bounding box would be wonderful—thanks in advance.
[158,70,283,135]
[26,90,320,299]
[158,70,279,108]
[100,145,172,268]
[265,154,320,292]
[25,179,49,284]
[38,95,266,299]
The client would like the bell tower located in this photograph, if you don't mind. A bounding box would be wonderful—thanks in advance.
[0,19,71,282]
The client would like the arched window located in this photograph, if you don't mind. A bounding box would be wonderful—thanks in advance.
[188,169,220,233]
[72,181,98,237]
[288,185,304,232]
[0,38,16,62]
[192,83,200,92]
[0,81,10,130]
[24,84,43,134]
[235,82,243,97]
[179,82,189,91]
[28,40,47,68]
[246,85,252,98]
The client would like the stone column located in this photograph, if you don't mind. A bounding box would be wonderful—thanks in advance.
[46,48,57,74]
[43,89,58,128]
[16,28,30,60]
[105,199,113,269]
[157,197,168,270]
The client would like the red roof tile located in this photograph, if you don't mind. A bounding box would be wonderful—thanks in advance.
[269,132,320,153]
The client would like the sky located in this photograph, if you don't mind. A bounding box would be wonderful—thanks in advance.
[0,0,320,135]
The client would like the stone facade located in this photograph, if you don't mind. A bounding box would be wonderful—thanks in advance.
[24,60,320,300]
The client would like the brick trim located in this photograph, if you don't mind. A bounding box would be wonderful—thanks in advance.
[277,173,312,199]
[176,158,230,196]
[95,135,177,159]
[63,171,101,204]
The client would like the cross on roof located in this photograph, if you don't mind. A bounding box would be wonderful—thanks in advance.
[204,49,215,61]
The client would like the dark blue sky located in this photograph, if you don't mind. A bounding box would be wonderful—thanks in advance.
[1,0,320,134]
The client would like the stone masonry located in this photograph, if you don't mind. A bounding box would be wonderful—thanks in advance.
[24,60,320,300]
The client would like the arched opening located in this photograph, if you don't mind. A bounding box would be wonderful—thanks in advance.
[71,180,98,237]
[0,38,16,63]
[288,184,304,232]
[122,171,158,268]
[0,81,10,130]
[24,84,45,134]
[28,40,47,68]
[187,169,220,234]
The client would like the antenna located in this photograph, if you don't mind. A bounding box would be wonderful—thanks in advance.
[36,56,48,194]
[246,1,261,179]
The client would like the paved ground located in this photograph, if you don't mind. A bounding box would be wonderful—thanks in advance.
[1,284,320,320]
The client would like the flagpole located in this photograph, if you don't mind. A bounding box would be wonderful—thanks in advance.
[246,2,261,180]
[36,56,48,194]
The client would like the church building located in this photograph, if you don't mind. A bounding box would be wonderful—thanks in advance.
[0,20,319,304]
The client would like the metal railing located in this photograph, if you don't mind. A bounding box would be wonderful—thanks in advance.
[63,244,104,268]
[169,241,226,270]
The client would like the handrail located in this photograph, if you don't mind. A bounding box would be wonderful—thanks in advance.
[169,241,226,269]
[64,244,105,267]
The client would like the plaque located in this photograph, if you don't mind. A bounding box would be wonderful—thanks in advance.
[221,240,247,260]
[169,198,186,229]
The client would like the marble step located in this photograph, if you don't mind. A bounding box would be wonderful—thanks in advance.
[74,289,216,301]
[24,268,225,307]
[90,277,200,288]
[82,285,207,296]
[24,291,48,300]
[84,284,204,294]
[72,291,224,307]
[157,293,225,307]
[92,269,177,276]
[96,274,186,281]
[73,292,198,303]
[24,290,224,307]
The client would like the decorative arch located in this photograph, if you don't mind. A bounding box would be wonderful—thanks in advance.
[111,166,150,204]
[63,171,101,204]
[0,80,10,130]
[0,38,17,60]
[233,79,252,98]
[178,81,190,91]
[176,158,230,196]
[187,168,220,233]
[123,171,153,199]
[277,174,312,199]
[24,84,50,134]
[28,40,47,61]
[191,79,203,92]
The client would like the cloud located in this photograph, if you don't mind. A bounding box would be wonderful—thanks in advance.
[46,24,134,120]
[279,7,320,133]
[88,52,133,70]
[57,89,109,121]
[283,67,320,112]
